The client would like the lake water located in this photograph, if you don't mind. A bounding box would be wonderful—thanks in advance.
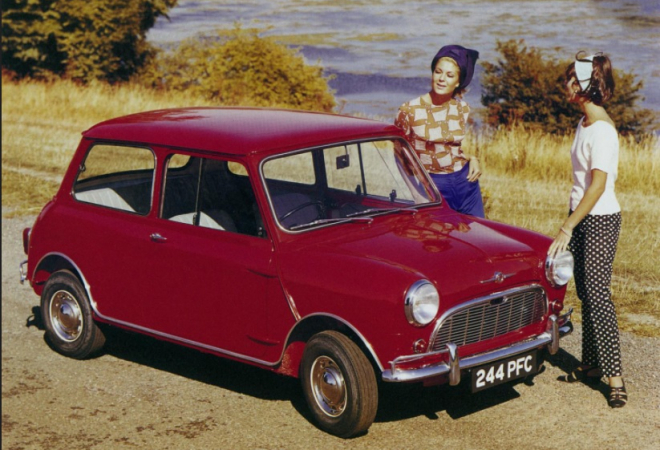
[147,0,660,122]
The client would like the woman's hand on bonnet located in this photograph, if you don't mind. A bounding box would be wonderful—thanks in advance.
[467,157,481,182]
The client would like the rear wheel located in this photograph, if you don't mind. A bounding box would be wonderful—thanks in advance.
[300,331,378,438]
[41,270,105,359]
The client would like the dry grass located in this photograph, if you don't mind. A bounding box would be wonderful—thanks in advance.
[2,77,659,335]
[1,76,216,177]
[473,128,660,336]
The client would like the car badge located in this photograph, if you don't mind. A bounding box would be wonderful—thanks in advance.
[481,271,513,284]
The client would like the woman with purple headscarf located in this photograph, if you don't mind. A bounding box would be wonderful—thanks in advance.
[395,45,484,217]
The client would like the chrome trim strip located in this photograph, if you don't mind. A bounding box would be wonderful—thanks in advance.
[19,260,28,284]
[301,312,385,373]
[382,315,573,383]
[32,255,385,373]
[428,284,547,350]
[33,252,97,308]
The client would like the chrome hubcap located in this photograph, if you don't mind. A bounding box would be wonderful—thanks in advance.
[49,290,83,342]
[310,356,346,417]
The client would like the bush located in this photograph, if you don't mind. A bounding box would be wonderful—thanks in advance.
[1,0,177,82]
[139,26,336,112]
[481,40,657,138]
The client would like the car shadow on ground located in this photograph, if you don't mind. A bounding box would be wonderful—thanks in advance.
[26,307,605,428]
[26,306,301,402]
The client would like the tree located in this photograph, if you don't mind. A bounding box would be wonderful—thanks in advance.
[138,26,336,112]
[2,0,178,82]
[481,40,657,138]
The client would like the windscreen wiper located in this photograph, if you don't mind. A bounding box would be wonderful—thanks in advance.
[346,207,418,218]
[289,216,374,231]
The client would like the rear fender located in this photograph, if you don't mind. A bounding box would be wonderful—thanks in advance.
[30,253,88,298]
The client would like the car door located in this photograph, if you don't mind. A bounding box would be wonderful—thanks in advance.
[136,153,279,359]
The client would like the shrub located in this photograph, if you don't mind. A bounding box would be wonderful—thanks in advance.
[1,0,177,82]
[481,40,657,138]
[139,26,336,112]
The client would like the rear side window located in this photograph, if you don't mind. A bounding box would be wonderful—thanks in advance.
[73,144,154,215]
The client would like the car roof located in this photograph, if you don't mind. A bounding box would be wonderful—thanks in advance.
[83,107,403,156]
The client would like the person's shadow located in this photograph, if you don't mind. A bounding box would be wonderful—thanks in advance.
[543,348,612,400]
[26,306,44,330]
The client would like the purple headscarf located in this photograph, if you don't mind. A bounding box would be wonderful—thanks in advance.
[431,45,479,91]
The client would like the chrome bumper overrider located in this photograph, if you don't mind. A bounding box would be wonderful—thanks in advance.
[382,310,573,385]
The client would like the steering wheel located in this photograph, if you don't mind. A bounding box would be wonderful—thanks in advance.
[279,200,325,223]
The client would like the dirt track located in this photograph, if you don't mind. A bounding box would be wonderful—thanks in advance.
[3,213,659,449]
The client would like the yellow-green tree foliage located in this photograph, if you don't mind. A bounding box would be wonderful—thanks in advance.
[2,0,177,82]
[140,27,336,112]
[481,40,657,138]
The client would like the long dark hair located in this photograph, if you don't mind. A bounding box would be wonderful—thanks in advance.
[565,52,615,106]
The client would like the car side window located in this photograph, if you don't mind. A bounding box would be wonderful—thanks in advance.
[73,144,154,215]
[162,154,265,237]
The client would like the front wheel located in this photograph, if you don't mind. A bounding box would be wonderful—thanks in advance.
[40,270,105,359]
[300,331,378,438]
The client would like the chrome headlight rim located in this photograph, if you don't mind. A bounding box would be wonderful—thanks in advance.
[545,250,575,287]
[404,280,440,327]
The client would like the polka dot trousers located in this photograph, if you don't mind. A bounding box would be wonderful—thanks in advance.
[569,212,622,378]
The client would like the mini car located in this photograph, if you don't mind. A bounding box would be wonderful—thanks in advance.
[20,107,574,437]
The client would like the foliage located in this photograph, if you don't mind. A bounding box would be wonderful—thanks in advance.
[481,40,657,138]
[1,0,177,82]
[139,26,336,112]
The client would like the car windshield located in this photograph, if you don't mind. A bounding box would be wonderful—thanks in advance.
[262,139,439,231]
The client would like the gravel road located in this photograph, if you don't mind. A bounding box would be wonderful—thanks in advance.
[3,213,659,450]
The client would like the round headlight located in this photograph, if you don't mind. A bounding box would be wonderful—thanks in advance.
[404,280,439,327]
[545,251,574,287]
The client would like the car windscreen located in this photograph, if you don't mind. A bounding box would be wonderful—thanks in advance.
[262,139,438,231]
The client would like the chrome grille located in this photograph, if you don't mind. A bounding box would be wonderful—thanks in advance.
[431,287,547,351]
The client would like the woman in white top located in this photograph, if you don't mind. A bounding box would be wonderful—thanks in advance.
[548,52,626,408]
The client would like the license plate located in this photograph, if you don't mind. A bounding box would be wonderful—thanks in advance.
[471,351,538,393]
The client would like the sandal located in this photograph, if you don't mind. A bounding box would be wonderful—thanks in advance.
[608,381,627,408]
[559,365,602,384]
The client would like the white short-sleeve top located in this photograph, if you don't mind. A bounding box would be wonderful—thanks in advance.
[569,118,621,215]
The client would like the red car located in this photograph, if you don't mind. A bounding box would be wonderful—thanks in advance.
[20,108,574,437]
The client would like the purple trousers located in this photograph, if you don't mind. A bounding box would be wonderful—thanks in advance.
[430,163,485,218]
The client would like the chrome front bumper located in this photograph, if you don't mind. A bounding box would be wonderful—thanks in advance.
[382,310,573,385]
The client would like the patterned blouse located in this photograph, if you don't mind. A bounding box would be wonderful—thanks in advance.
[395,95,470,174]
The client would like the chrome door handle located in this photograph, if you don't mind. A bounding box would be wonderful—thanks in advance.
[150,233,168,243]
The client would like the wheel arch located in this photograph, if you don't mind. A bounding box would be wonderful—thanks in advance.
[276,313,384,379]
[32,253,90,300]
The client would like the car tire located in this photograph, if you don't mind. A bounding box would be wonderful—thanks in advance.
[300,331,378,438]
[41,270,105,359]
